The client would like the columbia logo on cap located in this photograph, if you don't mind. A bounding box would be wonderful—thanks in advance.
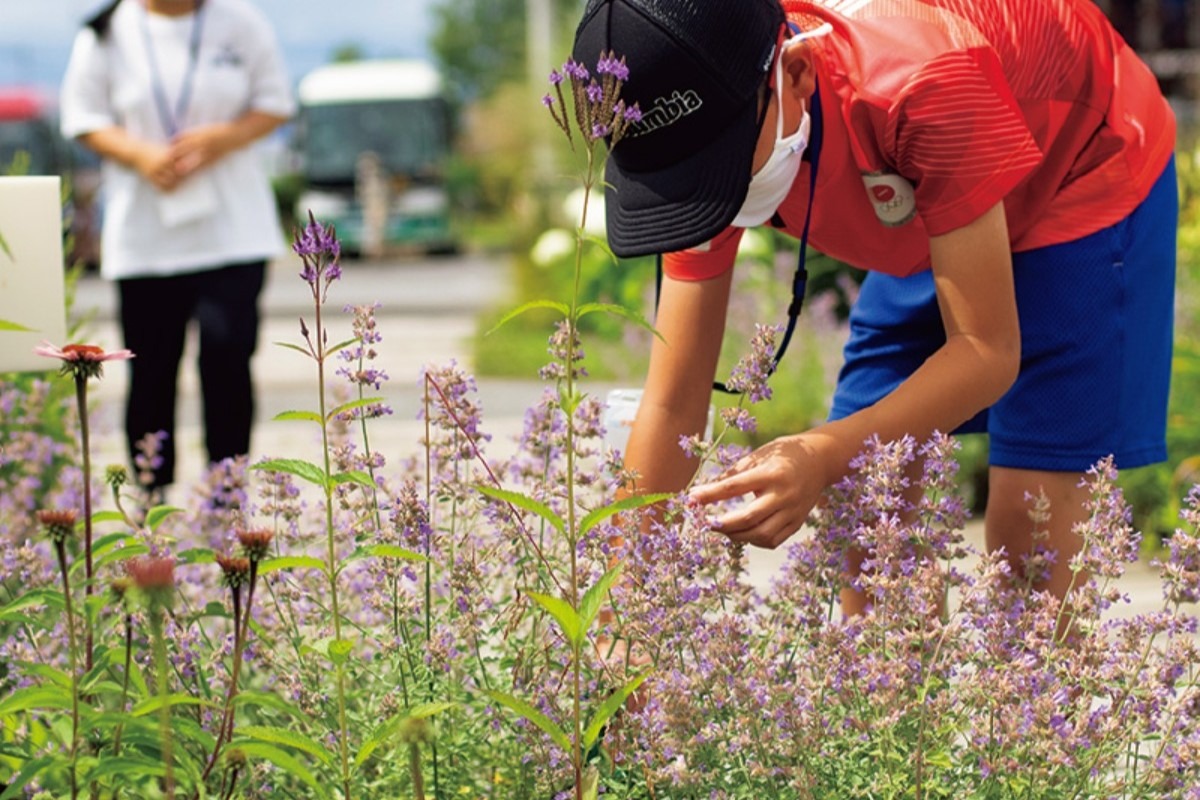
[627,89,704,139]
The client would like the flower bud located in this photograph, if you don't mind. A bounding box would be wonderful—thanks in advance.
[236,528,274,564]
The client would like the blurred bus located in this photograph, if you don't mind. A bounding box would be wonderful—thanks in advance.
[294,59,456,257]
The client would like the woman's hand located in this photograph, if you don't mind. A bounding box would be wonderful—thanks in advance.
[134,142,181,192]
[170,122,236,177]
[689,433,831,550]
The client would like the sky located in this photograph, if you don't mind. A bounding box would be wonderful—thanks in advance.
[0,0,436,91]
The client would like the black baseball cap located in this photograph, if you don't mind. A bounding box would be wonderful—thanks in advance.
[572,0,785,257]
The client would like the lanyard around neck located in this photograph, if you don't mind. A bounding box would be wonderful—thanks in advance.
[652,79,824,396]
[140,1,206,138]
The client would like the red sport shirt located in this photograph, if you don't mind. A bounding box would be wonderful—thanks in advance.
[665,0,1176,280]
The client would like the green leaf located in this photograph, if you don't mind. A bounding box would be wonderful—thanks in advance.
[331,470,375,488]
[0,685,73,716]
[233,689,306,720]
[328,638,353,666]
[582,672,650,748]
[483,689,571,753]
[325,336,359,357]
[0,228,12,261]
[579,563,623,635]
[176,547,216,565]
[273,410,324,423]
[525,590,582,647]
[0,588,65,623]
[327,397,385,420]
[14,663,71,690]
[273,341,313,357]
[233,741,331,799]
[71,533,137,575]
[476,485,564,536]
[485,300,570,336]
[237,725,335,766]
[578,493,672,538]
[0,319,34,332]
[354,702,456,768]
[0,756,57,800]
[145,505,182,531]
[352,544,425,563]
[82,755,167,784]
[258,555,327,576]
[94,542,150,572]
[89,510,128,525]
[576,302,663,341]
[251,458,329,488]
[581,232,617,261]
[130,693,219,717]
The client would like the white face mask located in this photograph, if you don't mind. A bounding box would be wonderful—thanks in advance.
[731,24,831,228]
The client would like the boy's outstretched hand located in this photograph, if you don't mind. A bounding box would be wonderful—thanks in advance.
[688,432,832,549]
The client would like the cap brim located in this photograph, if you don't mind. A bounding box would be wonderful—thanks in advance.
[604,102,757,258]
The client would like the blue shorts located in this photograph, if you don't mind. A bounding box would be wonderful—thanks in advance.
[829,158,1178,472]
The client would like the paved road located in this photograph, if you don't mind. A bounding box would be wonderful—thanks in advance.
[70,251,1178,621]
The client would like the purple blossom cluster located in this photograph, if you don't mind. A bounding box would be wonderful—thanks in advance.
[544,51,643,148]
[4,212,1199,798]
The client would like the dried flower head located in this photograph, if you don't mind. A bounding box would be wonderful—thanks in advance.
[126,556,176,610]
[224,747,248,769]
[236,528,274,563]
[34,340,134,381]
[215,553,252,589]
[36,508,78,545]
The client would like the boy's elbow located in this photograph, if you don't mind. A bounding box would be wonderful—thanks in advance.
[990,333,1022,399]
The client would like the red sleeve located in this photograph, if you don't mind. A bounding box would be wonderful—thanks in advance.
[888,47,1043,236]
[661,226,744,281]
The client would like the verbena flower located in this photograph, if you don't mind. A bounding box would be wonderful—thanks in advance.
[34,340,134,381]
[544,50,641,147]
[293,210,342,301]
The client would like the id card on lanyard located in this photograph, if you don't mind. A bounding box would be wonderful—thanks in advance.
[141,1,219,227]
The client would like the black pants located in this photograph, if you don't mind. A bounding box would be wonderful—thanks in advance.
[118,260,266,488]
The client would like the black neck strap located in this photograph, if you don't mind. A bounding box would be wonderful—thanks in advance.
[653,78,824,396]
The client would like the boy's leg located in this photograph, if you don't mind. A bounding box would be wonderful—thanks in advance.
[985,467,1089,599]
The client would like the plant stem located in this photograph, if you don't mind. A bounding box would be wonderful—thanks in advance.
[75,375,94,672]
[55,541,81,800]
[150,609,175,800]
[409,742,425,800]
[111,612,133,759]
[315,297,353,800]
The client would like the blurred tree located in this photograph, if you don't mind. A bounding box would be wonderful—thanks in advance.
[330,43,367,63]
[429,0,582,102]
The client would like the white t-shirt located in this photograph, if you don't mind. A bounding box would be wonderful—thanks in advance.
[60,0,296,280]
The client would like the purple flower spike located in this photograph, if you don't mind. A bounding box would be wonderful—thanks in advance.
[548,69,563,85]
[624,103,643,123]
[563,59,589,81]
[542,94,554,108]
[586,81,603,104]
[591,123,610,140]
[597,54,629,81]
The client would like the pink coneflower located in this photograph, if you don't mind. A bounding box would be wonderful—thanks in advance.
[235,529,274,563]
[34,340,134,381]
[126,557,176,610]
[216,553,252,589]
[36,508,78,544]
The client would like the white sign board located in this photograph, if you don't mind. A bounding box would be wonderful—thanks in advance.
[0,176,68,373]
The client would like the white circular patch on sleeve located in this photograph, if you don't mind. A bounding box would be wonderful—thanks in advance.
[862,172,917,227]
